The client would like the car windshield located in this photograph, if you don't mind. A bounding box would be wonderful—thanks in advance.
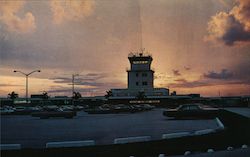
[179,105,189,111]
[189,105,200,110]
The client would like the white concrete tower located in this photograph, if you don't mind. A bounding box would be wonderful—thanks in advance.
[127,53,154,90]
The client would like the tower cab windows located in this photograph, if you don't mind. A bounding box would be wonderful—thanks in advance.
[133,61,148,64]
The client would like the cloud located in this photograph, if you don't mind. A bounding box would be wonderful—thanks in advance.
[0,1,36,33]
[46,86,103,96]
[50,0,95,25]
[170,77,249,89]
[170,79,211,88]
[218,0,231,8]
[47,87,96,94]
[172,69,181,76]
[47,72,124,96]
[205,0,250,45]
[170,79,250,88]
[174,78,188,82]
[0,83,22,87]
[169,66,250,89]
[50,73,107,85]
[50,72,123,89]
[204,69,233,79]
[184,66,191,71]
[51,77,103,87]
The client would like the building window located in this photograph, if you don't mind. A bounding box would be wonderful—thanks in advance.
[142,73,147,77]
[142,82,148,86]
[136,82,139,86]
[136,73,139,77]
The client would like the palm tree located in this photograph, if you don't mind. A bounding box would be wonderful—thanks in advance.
[42,91,49,99]
[105,90,113,99]
[72,92,82,100]
[8,91,19,100]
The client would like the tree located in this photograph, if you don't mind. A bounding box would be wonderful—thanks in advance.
[8,91,19,100]
[136,91,146,100]
[72,92,82,100]
[42,91,49,99]
[105,90,113,99]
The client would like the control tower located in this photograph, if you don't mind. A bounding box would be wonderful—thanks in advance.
[127,53,154,90]
[110,51,169,97]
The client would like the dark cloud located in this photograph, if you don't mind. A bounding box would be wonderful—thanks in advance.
[50,73,107,87]
[46,86,105,96]
[170,78,250,88]
[222,15,250,45]
[49,72,125,96]
[206,0,250,45]
[174,78,187,82]
[169,66,250,88]
[184,66,191,71]
[0,84,22,87]
[169,79,210,88]
[47,80,124,96]
[204,69,233,80]
[47,87,97,94]
[172,70,181,76]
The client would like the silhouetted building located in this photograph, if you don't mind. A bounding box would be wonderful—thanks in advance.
[111,52,169,97]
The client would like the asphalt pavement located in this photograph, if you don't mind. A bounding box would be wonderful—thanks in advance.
[1,108,218,148]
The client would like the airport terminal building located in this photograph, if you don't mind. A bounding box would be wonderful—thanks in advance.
[111,53,169,97]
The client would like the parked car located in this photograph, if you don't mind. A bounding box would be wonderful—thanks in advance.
[13,106,30,115]
[163,104,219,119]
[60,105,74,111]
[86,106,113,114]
[32,111,76,119]
[140,104,155,111]
[0,107,14,115]
[31,107,76,119]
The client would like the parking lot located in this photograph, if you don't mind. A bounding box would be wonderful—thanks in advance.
[1,108,218,148]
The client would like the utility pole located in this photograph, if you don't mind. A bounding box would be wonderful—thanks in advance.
[72,74,79,97]
[72,74,79,105]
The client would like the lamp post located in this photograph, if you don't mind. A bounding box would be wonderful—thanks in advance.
[13,70,41,102]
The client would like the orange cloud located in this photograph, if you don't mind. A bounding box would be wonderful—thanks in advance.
[0,1,36,33]
[50,0,95,25]
[231,0,250,31]
[205,0,250,45]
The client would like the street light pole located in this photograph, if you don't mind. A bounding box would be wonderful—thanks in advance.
[13,70,41,102]
[26,75,28,101]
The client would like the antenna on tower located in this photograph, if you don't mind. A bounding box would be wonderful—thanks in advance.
[137,0,143,50]
[141,48,145,53]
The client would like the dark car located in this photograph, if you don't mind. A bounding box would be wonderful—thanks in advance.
[31,108,76,119]
[163,104,219,119]
[31,111,76,119]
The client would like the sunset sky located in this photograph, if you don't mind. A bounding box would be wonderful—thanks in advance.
[0,0,250,97]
